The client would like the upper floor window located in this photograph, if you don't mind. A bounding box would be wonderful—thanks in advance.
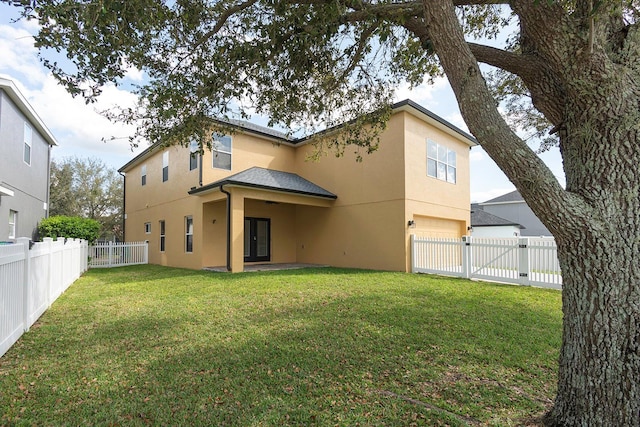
[162,151,169,182]
[8,210,17,239]
[427,140,456,184]
[189,140,199,171]
[212,134,232,170]
[141,164,147,186]
[23,123,32,166]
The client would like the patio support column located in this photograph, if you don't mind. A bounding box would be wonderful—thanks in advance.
[229,189,245,272]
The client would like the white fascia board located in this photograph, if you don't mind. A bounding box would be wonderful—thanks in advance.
[0,185,15,197]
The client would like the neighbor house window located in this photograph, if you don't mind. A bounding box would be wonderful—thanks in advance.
[23,123,32,166]
[185,216,193,253]
[162,151,169,182]
[159,220,166,252]
[189,140,199,171]
[141,164,147,186]
[212,134,232,170]
[8,210,17,239]
[144,222,151,234]
[427,139,456,184]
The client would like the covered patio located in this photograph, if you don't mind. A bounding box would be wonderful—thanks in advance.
[189,167,337,272]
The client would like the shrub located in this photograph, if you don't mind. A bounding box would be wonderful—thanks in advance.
[38,216,101,243]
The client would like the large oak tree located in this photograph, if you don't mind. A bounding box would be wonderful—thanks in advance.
[8,0,640,424]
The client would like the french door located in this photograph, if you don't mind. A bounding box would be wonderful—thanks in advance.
[244,217,270,262]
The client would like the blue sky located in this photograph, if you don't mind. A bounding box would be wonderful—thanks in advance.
[0,3,565,202]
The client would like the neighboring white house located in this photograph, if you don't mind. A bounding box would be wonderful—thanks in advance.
[0,75,57,241]
[470,203,523,237]
[476,190,552,237]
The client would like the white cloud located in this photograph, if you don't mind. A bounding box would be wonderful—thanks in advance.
[394,76,449,106]
[0,16,147,169]
[0,25,45,85]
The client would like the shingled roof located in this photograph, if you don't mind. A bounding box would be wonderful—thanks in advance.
[471,204,524,228]
[188,167,337,199]
[480,190,524,205]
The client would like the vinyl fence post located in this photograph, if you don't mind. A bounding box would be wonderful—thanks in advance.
[144,241,149,264]
[108,241,113,268]
[18,237,31,332]
[43,237,53,308]
[519,237,530,286]
[462,236,472,279]
[410,234,416,273]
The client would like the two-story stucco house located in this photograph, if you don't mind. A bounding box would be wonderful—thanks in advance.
[0,76,57,241]
[119,100,477,272]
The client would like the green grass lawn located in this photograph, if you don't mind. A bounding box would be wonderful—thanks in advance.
[0,266,561,426]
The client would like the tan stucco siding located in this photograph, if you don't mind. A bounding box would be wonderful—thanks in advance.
[124,196,203,269]
[123,144,204,269]
[292,115,408,271]
[294,113,406,206]
[403,112,471,211]
[124,145,200,214]
[295,200,406,271]
[201,132,296,185]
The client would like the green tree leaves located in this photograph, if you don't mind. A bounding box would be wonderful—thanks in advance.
[49,157,123,241]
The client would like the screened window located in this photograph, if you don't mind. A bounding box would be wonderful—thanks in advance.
[185,216,193,253]
[189,140,199,171]
[23,123,32,166]
[212,134,232,170]
[141,164,147,186]
[8,210,17,239]
[427,140,456,184]
[159,220,166,252]
[144,222,151,234]
[162,151,169,182]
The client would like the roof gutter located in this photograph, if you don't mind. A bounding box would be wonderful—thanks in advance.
[220,184,231,272]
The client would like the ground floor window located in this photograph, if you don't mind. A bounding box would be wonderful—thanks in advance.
[8,210,17,239]
[159,220,166,252]
[244,217,270,262]
[185,216,193,253]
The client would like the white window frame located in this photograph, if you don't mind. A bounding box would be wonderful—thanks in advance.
[141,164,147,186]
[162,151,169,182]
[159,220,166,252]
[212,134,232,170]
[185,216,193,253]
[23,123,32,166]
[8,210,17,239]
[189,140,199,171]
[144,222,151,234]
[427,139,456,184]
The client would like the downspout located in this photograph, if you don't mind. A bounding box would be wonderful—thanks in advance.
[118,171,126,242]
[220,184,231,271]
[46,145,51,218]
[198,152,203,187]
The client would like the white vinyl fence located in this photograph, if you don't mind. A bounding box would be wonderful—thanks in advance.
[411,235,562,290]
[1,237,88,358]
[88,241,148,268]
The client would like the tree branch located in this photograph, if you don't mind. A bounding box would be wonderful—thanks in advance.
[467,43,565,125]
[420,0,577,233]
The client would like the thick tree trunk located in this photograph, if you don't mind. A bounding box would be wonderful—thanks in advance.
[543,72,640,426]
[545,232,640,425]
[418,0,640,424]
